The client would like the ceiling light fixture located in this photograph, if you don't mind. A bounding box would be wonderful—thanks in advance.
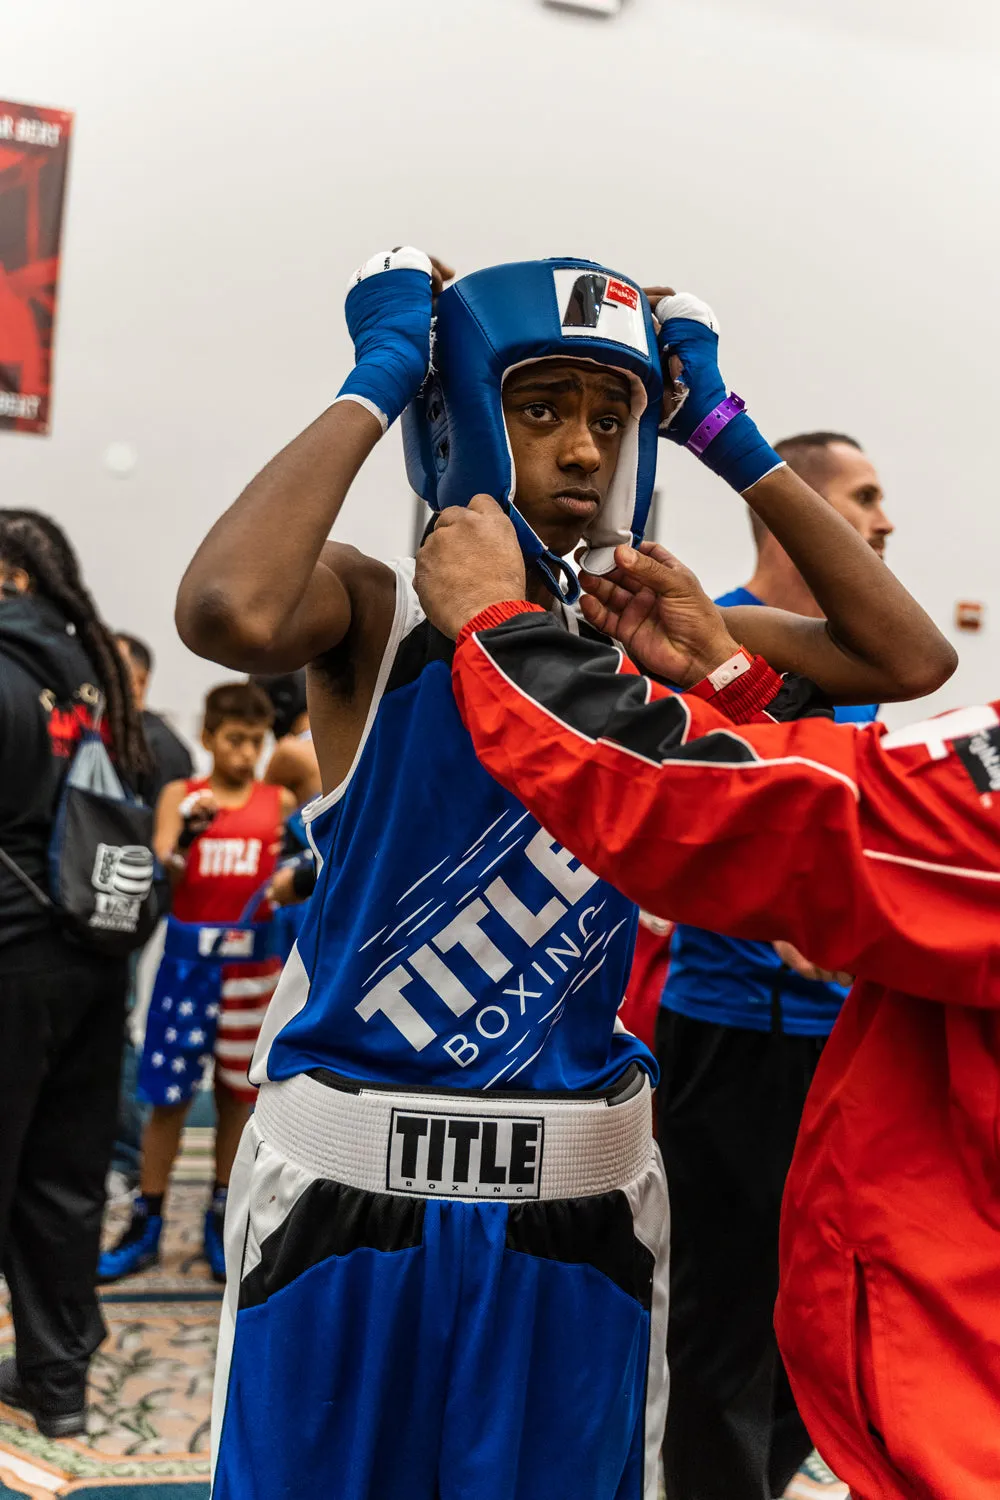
[543,0,624,17]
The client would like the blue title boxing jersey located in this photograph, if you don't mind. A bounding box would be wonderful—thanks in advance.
[662,585,879,1037]
[251,561,652,1094]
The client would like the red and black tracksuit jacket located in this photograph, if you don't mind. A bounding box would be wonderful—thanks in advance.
[452,599,1000,1500]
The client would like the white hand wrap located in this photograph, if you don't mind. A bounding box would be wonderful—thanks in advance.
[653,292,720,333]
[345,246,434,293]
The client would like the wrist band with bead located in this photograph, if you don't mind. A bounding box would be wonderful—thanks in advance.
[687,651,785,723]
[686,647,755,699]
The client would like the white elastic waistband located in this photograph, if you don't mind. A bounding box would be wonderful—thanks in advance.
[253,1071,654,1202]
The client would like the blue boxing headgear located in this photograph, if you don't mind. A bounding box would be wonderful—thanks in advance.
[402,258,663,603]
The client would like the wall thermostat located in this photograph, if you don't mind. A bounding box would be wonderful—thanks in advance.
[955,600,985,632]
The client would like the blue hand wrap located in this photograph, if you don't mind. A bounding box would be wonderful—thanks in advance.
[658,314,782,493]
[337,266,432,431]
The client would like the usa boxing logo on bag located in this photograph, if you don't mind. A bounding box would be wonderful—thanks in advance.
[554,268,650,357]
[387,1109,544,1199]
[90,842,155,933]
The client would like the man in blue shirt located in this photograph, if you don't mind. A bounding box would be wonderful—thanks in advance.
[658,432,894,1500]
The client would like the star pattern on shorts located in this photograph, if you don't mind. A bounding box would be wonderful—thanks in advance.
[166,1085,182,1102]
[151,1052,165,1068]
[171,1057,187,1073]
[179,1000,195,1017]
[162,998,173,1011]
[206,1004,220,1019]
[198,1053,211,1067]
[188,1028,206,1045]
[165,1027,177,1043]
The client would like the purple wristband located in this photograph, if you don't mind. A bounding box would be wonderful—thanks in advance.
[686,393,746,457]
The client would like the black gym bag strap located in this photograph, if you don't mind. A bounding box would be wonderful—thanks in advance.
[0,844,55,909]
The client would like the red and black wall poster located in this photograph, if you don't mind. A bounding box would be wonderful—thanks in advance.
[0,99,74,435]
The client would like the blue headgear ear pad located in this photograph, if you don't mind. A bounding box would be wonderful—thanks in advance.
[401,258,663,604]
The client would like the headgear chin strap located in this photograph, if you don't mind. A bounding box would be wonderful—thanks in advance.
[402,258,663,604]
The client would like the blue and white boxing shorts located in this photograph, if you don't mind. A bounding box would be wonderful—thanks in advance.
[211,1066,669,1499]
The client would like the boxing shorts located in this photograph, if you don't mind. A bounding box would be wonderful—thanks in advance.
[211,1064,669,1499]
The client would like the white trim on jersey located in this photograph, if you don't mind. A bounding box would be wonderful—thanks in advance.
[302,558,421,821]
[250,560,421,1087]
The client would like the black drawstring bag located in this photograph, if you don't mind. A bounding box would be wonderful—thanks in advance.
[0,704,163,957]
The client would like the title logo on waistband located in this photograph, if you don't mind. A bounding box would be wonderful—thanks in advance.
[386,1109,544,1198]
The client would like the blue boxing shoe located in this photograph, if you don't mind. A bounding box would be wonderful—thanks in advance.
[203,1207,227,1283]
[97,1198,162,1283]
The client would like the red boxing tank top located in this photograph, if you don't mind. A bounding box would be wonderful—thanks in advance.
[172,779,284,924]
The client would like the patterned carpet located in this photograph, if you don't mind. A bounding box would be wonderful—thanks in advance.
[0,1131,216,1498]
[0,1129,845,1500]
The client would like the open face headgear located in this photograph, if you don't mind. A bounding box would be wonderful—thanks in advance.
[401,258,663,603]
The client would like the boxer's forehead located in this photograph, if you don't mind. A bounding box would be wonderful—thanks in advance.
[502,359,632,408]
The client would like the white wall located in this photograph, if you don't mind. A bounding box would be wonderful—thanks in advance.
[2,0,998,738]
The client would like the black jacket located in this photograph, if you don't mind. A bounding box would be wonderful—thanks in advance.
[0,595,102,951]
[142,709,193,806]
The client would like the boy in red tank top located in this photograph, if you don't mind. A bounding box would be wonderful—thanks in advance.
[100,683,294,1283]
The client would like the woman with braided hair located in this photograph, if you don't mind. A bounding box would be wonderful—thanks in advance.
[0,510,149,780]
[0,509,149,1439]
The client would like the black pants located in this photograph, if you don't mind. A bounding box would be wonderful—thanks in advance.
[0,933,127,1412]
[656,1007,825,1500]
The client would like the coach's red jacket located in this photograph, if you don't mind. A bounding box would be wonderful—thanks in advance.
[452,600,1000,1500]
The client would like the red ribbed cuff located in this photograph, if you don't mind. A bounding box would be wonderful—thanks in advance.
[697,653,784,723]
[455,600,544,650]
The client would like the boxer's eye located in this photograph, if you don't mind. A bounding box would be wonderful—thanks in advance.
[593,415,624,434]
[521,402,557,422]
